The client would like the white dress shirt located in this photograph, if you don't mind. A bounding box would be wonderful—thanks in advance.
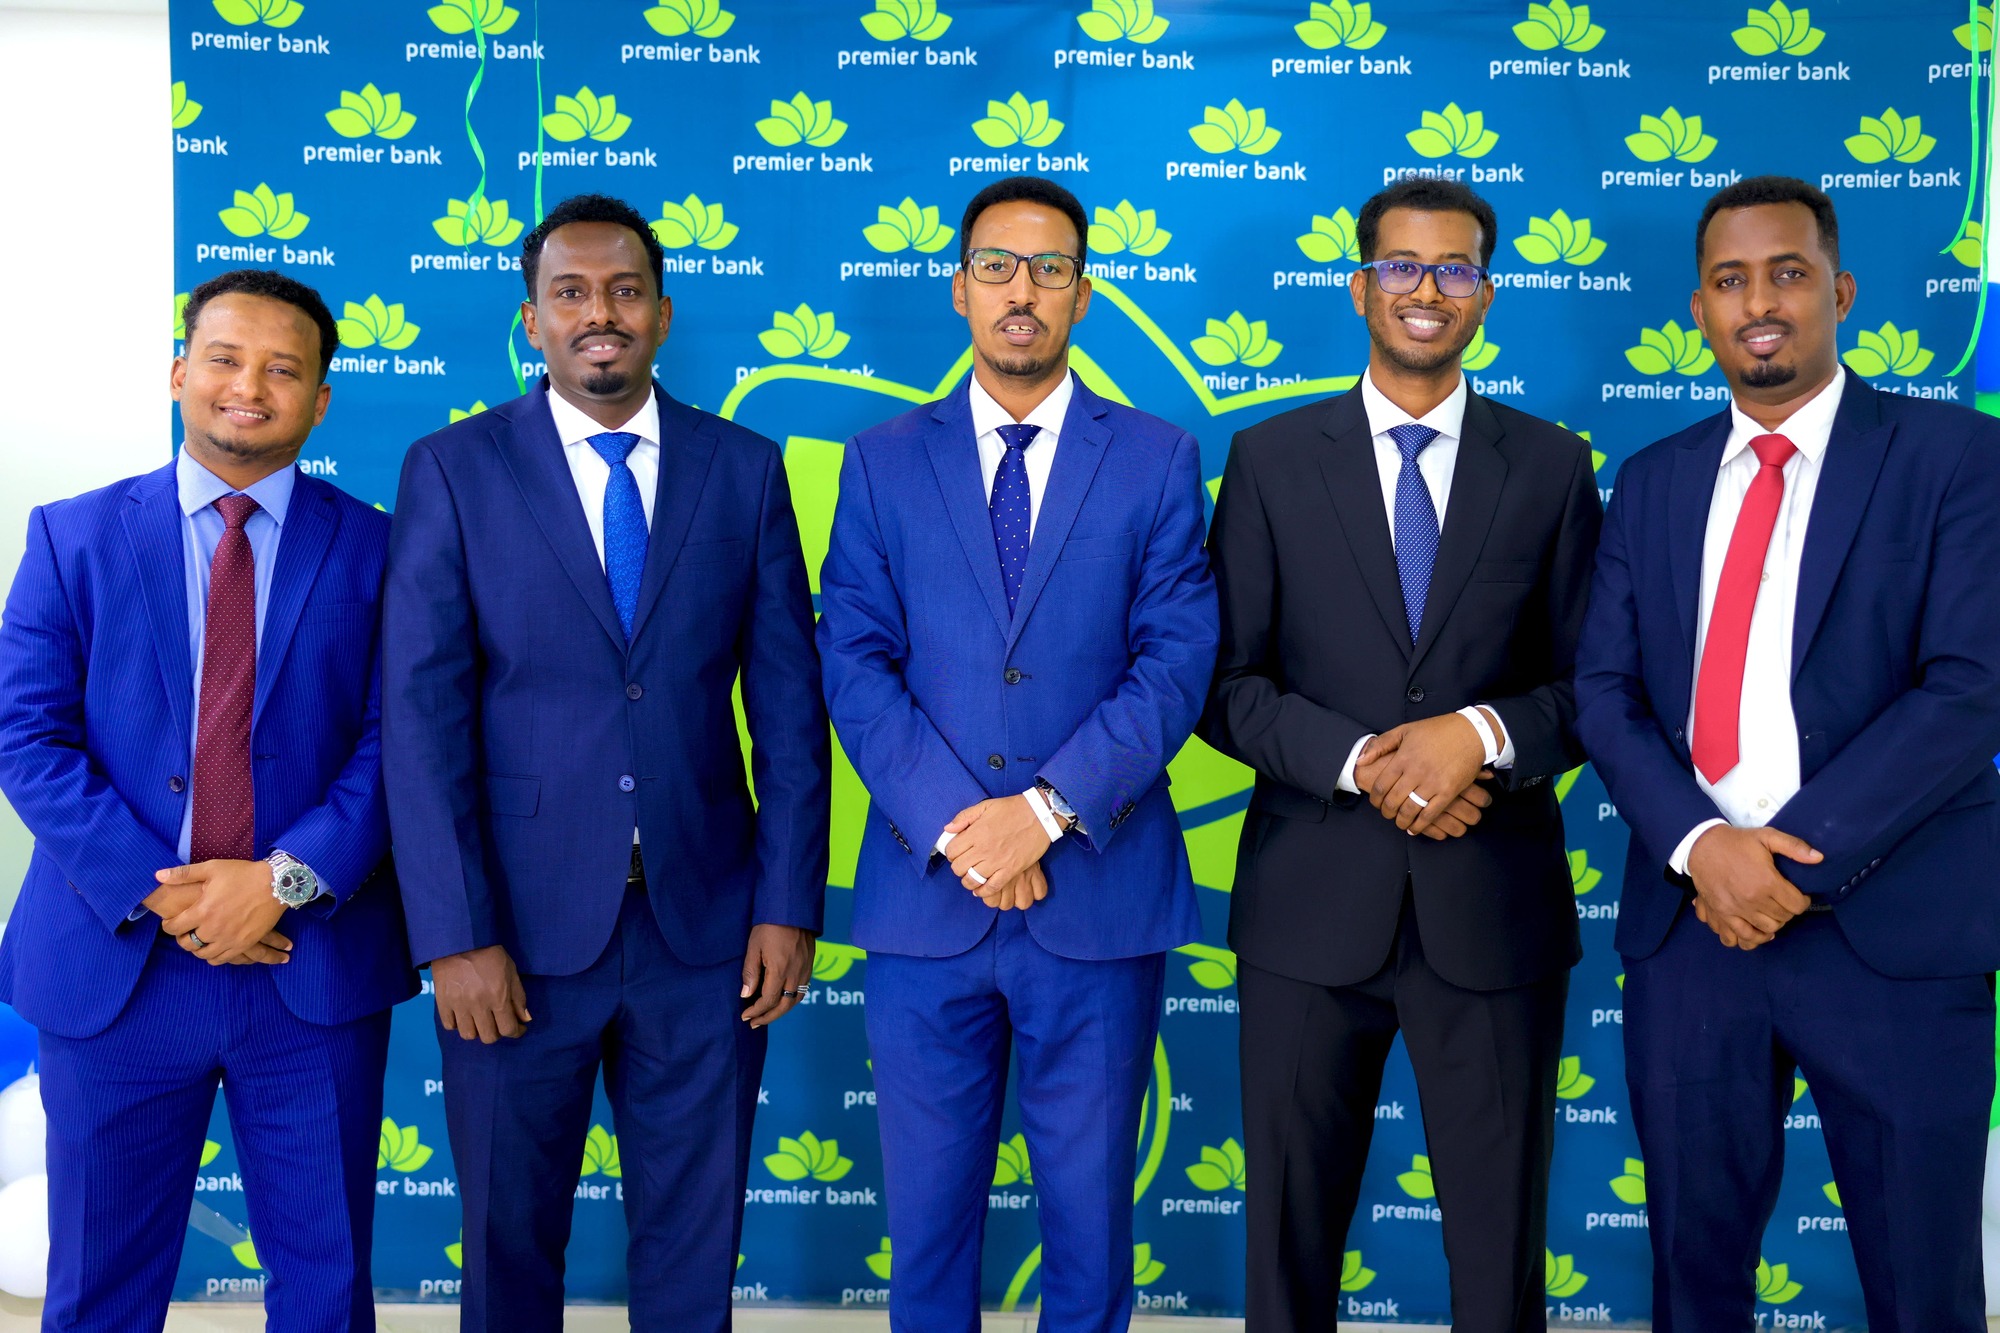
[1336,371,1516,795]
[546,386,661,569]
[1668,369,1847,874]
[968,369,1072,538]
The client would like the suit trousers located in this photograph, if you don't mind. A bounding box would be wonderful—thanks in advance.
[1625,905,1992,1333]
[38,934,390,1333]
[438,878,763,1333]
[866,910,1166,1333]
[1239,891,1567,1333]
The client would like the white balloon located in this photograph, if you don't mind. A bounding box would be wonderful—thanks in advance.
[0,1076,44,1185]
[0,1174,48,1299]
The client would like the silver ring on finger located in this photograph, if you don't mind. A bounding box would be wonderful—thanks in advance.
[186,930,207,949]
[1404,791,1430,809]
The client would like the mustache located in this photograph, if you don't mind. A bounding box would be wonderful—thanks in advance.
[993,308,1045,333]
[570,329,631,350]
[1736,320,1793,341]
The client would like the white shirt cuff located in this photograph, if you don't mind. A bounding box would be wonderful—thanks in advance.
[1336,735,1376,796]
[1670,818,1729,876]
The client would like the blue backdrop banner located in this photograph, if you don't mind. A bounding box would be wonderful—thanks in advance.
[166,0,1990,1323]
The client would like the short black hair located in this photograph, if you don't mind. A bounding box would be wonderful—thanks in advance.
[182,269,339,381]
[958,176,1090,268]
[1356,178,1499,268]
[521,193,666,298]
[1695,174,1840,271]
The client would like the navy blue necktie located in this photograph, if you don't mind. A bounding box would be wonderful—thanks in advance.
[990,423,1039,615]
[1388,422,1441,644]
[587,431,647,640]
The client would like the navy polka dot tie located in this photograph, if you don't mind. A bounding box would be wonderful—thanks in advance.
[990,423,1039,615]
[191,493,259,863]
[587,431,647,641]
[1388,422,1441,645]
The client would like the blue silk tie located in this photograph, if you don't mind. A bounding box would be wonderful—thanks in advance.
[990,423,1039,615]
[1388,422,1441,644]
[587,431,647,640]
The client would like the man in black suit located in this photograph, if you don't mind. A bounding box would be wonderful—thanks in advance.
[1202,177,1602,1332]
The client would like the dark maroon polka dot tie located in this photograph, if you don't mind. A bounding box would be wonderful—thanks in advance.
[191,493,259,863]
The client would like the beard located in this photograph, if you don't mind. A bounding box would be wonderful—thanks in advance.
[1364,294,1473,375]
[194,424,294,466]
[1740,358,1798,389]
[581,367,632,395]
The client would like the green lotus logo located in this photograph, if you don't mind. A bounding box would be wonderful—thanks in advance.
[214,0,301,26]
[175,292,191,341]
[1192,312,1282,368]
[1733,2,1823,55]
[581,1124,622,1177]
[1845,108,1934,164]
[377,1118,435,1172]
[232,1232,262,1270]
[1626,107,1717,163]
[764,1131,854,1182]
[1185,1138,1247,1191]
[1953,221,1984,268]
[1297,208,1359,263]
[992,1133,1033,1186]
[327,84,416,139]
[812,939,867,979]
[1340,1250,1376,1292]
[1569,849,1602,895]
[434,196,523,247]
[1515,0,1603,51]
[220,183,309,240]
[429,0,517,36]
[1626,321,1714,376]
[1609,1157,1646,1204]
[1395,1154,1435,1198]
[1823,1181,1841,1207]
[1189,99,1282,155]
[172,82,203,130]
[1295,0,1386,50]
[1555,1055,1596,1099]
[1843,322,1934,377]
[1461,325,1500,371]
[1545,1249,1589,1297]
[446,1232,462,1268]
[1514,211,1606,266]
[337,296,420,351]
[861,0,950,40]
[757,92,847,147]
[1089,200,1172,257]
[1555,764,1583,801]
[545,87,630,143]
[973,92,1064,148]
[1957,4,1994,50]
[1794,1075,1807,1102]
[651,194,738,251]
[645,0,733,37]
[1133,1244,1166,1285]
[864,1237,893,1280]
[200,1139,221,1168]
[862,198,954,254]
[1756,1257,1804,1304]
[1077,0,1168,43]
[1406,103,1498,159]
[760,305,851,360]
[1176,942,1237,989]
[449,401,488,423]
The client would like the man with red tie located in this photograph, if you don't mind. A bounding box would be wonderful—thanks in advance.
[1577,177,2000,1331]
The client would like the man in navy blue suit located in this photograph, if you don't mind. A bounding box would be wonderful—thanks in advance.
[383,194,829,1332]
[1577,176,2000,1331]
[818,176,1218,1333]
[0,269,414,1331]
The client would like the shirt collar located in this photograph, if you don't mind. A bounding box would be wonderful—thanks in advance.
[547,383,660,450]
[1722,367,1846,468]
[969,368,1075,445]
[176,447,296,526]
[1360,370,1469,445]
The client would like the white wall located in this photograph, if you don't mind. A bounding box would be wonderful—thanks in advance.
[0,1,173,911]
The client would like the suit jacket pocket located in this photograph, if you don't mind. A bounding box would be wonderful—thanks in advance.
[1248,781,1329,823]
[1471,558,1537,583]
[1060,531,1138,562]
[485,774,541,818]
[674,538,747,568]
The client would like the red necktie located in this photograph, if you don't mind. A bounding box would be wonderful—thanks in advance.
[1691,433,1797,785]
[190,493,259,863]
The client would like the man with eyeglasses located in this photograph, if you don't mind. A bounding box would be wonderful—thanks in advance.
[818,175,1217,1333]
[1202,177,1601,1331]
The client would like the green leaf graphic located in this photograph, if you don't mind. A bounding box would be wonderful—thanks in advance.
[544,87,631,144]
[861,0,951,40]
[1133,1243,1166,1285]
[1515,0,1604,51]
[1395,1153,1435,1199]
[651,194,739,251]
[1610,1157,1647,1205]
[764,1130,854,1182]
[1188,98,1283,155]
[1174,942,1237,990]
[993,1132,1033,1186]
[1952,220,1984,268]
[1733,2,1824,55]
[1844,108,1935,165]
[1406,103,1500,159]
[1295,0,1387,50]
[1513,210,1606,266]
[645,0,734,37]
[218,182,309,241]
[1625,321,1714,376]
[861,197,955,254]
[972,91,1065,148]
[1546,1247,1590,1297]
[1191,311,1283,368]
[812,939,867,979]
[377,1118,435,1173]
[1076,0,1169,43]
[864,1236,893,1280]
[1461,325,1500,371]
[1184,1138,1248,1192]
[757,91,848,148]
[1957,4,1994,51]
[337,294,419,351]
[1297,207,1360,263]
[1554,764,1584,801]
[428,0,518,36]
[433,196,524,247]
[1842,321,1934,378]
[580,1124,622,1178]
[200,1139,222,1168]
[446,1232,462,1269]
[1569,849,1602,896]
[449,400,488,423]
[213,0,303,27]
[1339,1249,1376,1292]
[1555,1055,1597,1099]
[1823,1181,1842,1208]
[326,84,417,140]
[171,82,204,130]
[1625,107,1718,163]
[1756,1256,1804,1304]
[1089,200,1172,257]
[174,291,191,341]
[231,1232,263,1270]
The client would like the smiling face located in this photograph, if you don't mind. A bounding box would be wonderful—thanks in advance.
[952,199,1091,398]
[171,292,329,480]
[522,220,671,418]
[1350,206,1492,379]
[1691,201,1854,408]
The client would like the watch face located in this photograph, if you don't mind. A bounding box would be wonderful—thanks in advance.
[274,866,316,905]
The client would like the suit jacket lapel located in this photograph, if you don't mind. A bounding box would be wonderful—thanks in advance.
[1007,379,1111,648]
[1668,415,1730,679]
[495,384,626,650]
[1410,394,1507,674]
[253,477,336,726]
[1315,389,1411,661]
[1792,375,1892,679]
[123,464,193,744]
[926,381,1013,637]
[628,386,717,645]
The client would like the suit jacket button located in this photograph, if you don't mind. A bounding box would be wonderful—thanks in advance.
[1406,686,1426,703]
[626,682,644,700]
[988,754,1005,770]
[168,775,185,793]
[1004,668,1022,685]
[618,775,636,792]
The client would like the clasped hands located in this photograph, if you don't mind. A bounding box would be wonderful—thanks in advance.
[144,860,293,965]
[1357,713,1497,839]
[942,794,1058,912]
[1685,824,1822,951]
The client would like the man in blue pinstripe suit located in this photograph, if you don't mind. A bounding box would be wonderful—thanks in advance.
[0,270,414,1332]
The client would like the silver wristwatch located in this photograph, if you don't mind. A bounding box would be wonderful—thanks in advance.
[266,850,320,907]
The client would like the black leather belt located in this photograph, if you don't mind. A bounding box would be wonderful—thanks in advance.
[628,844,646,887]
